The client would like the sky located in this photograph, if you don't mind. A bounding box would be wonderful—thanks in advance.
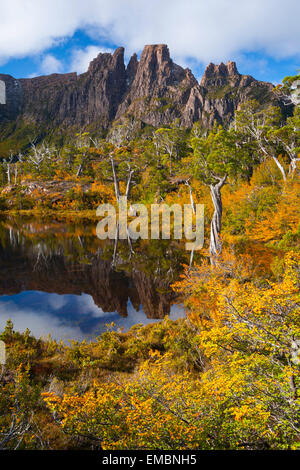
[0,291,185,341]
[0,0,299,84]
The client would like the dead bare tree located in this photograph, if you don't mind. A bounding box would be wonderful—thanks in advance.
[0,413,33,450]
[28,141,55,171]
[109,152,136,205]
[5,152,14,184]
[209,174,227,257]
[185,179,196,215]
[108,151,138,262]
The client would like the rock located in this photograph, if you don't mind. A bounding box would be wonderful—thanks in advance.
[0,44,285,153]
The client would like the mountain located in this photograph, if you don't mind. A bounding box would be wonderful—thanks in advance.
[0,44,284,154]
[0,229,175,319]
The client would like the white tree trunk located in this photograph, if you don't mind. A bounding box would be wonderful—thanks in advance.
[185,181,195,215]
[76,163,83,178]
[110,156,120,204]
[272,156,287,182]
[7,163,11,184]
[289,158,300,178]
[125,169,134,200]
[209,174,227,258]
[14,165,18,185]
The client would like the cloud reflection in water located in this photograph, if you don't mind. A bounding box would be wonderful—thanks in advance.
[0,291,185,342]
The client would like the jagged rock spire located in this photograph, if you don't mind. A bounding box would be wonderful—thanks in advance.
[0,45,283,154]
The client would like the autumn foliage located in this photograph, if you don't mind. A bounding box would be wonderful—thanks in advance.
[0,93,299,450]
[39,252,300,450]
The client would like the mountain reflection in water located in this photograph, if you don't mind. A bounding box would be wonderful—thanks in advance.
[0,216,193,341]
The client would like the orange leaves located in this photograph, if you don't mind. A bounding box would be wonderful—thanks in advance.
[90,181,114,203]
[42,360,204,450]
[248,180,300,243]
[171,248,300,445]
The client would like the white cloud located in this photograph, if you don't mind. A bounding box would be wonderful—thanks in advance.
[70,45,113,74]
[46,293,68,310]
[75,293,108,317]
[0,1,299,69]
[40,54,63,74]
[0,293,112,342]
[0,300,83,342]
[0,295,186,342]
[101,301,186,333]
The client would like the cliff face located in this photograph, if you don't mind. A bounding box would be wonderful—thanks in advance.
[115,44,198,127]
[0,48,127,129]
[0,44,282,151]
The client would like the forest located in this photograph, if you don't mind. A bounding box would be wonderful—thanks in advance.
[0,75,299,450]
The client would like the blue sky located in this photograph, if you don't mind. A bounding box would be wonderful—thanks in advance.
[0,1,299,84]
[0,290,185,342]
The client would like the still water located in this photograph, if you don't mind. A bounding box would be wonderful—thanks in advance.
[0,216,191,342]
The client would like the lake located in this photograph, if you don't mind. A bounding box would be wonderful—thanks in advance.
[0,215,194,342]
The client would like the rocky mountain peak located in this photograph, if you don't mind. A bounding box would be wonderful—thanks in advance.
[87,47,125,75]
[112,47,126,68]
[126,53,139,85]
[134,44,175,88]
[125,44,193,97]
[200,60,240,87]
[140,44,171,65]
[0,44,284,155]
[115,44,198,125]
[226,61,239,76]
